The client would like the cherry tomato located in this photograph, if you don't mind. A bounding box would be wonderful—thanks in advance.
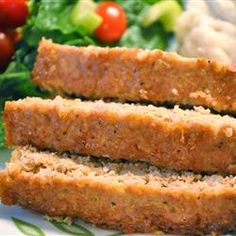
[95,2,127,42]
[0,0,28,29]
[0,32,14,71]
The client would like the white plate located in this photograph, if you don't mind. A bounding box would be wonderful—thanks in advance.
[0,149,127,236]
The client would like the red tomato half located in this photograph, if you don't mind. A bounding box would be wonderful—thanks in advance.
[0,0,28,29]
[0,32,14,71]
[95,1,127,42]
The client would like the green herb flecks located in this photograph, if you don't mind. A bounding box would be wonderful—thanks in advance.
[12,217,45,236]
[50,221,94,236]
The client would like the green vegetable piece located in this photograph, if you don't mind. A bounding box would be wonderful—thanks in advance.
[73,11,102,35]
[50,221,94,236]
[140,0,182,31]
[12,217,45,236]
[71,0,102,34]
[72,0,96,13]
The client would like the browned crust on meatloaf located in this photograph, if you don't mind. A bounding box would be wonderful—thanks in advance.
[0,147,236,234]
[3,96,236,174]
[32,39,236,112]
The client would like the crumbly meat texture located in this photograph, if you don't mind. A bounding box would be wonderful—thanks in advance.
[0,147,236,234]
[4,96,236,174]
[32,39,236,112]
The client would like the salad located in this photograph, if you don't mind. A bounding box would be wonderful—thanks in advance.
[0,0,183,148]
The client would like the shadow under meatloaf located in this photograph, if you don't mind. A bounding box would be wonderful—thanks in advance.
[3,96,236,174]
[32,39,236,112]
[0,146,236,235]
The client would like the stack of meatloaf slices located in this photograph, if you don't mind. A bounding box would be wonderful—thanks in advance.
[1,39,236,235]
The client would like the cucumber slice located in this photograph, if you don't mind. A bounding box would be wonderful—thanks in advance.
[74,11,102,35]
[140,0,182,32]
[71,0,102,34]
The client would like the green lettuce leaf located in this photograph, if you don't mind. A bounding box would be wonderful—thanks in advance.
[35,1,75,34]
[116,0,168,50]
[23,0,95,47]
[116,0,149,26]
[120,23,167,50]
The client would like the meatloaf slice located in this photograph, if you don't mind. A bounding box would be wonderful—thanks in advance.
[32,39,236,112]
[3,96,236,174]
[0,146,236,235]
